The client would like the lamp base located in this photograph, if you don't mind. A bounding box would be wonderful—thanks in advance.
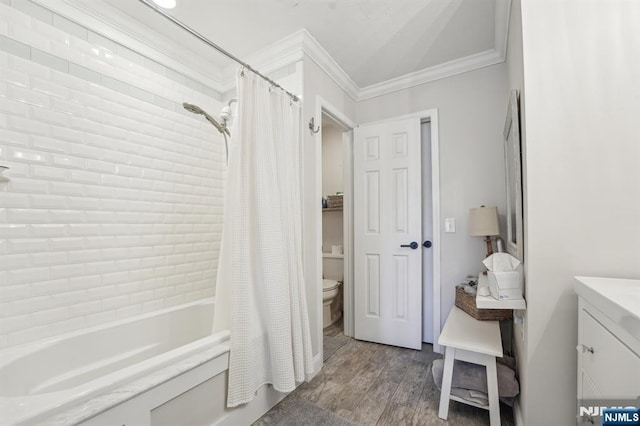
[484,236,494,258]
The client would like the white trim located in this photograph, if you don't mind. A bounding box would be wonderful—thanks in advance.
[302,30,360,101]
[44,2,512,101]
[218,28,358,99]
[279,25,509,101]
[297,29,507,101]
[341,129,354,338]
[355,0,511,100]
[315,97,358,132]
[312,105,324,373]
[430,111,442,354]
[357,49,504,101]
[219,30,307,93]
[314,96,357,366]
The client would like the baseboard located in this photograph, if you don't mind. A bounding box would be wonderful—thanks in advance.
[514,398,524,426]
[306,353,323,382]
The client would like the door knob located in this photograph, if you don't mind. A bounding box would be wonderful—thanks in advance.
[423,240,432,248]
[400,242,419,249]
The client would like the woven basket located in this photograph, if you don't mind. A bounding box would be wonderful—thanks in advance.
[455,286,512,321]
[327,195,343,208]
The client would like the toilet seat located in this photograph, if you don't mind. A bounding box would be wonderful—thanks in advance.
[322,279,339,291]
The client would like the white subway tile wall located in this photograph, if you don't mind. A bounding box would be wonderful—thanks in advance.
[0,1,225,348]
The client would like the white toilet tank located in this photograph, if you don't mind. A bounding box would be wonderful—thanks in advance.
[322,255,343,281]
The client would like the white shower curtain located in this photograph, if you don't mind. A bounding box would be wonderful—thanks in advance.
[213,69,313,408]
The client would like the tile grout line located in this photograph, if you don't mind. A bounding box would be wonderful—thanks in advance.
[0,33,196,117]
[4,0,223,100]
[373,349,406,426]
[346,345,401,424]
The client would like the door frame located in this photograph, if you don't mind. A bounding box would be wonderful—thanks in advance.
[353,110,442,353]
[314,104,442,360]
[314,96,356,369]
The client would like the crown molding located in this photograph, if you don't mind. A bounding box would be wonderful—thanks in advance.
[218,29,359,100]
[219,29,307,93]
[298,29,360,101]
[32,0,512,102]
[357,48,505,100]
[355,0,511,100]
[33,0,227,92]
[233,0,511,102]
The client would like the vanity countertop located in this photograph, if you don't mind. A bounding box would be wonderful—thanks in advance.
[574,276,640,341]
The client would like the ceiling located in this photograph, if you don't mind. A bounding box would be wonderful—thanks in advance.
[164,0,496,88]
[69,0,506,95]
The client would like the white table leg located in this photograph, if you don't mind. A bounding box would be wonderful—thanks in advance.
[438,346,455,420]
[486,356,501,426]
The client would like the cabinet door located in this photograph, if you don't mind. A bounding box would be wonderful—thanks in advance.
[578,372,603,426]
[580,309,640,398]
[580,370,601,400]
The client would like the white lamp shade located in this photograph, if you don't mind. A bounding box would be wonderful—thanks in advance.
[469,206,499,236]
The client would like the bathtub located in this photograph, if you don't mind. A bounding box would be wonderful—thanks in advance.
[0,299,286,426]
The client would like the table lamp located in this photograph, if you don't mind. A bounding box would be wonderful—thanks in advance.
[470,206,500,258]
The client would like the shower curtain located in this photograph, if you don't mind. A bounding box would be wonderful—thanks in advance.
[213,69,313,408]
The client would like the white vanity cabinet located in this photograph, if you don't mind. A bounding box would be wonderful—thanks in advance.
[574,276,640,422]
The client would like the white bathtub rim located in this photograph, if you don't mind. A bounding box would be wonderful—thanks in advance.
[41,342,232,426]
[0,331,229,425]
[0,298,228,426]
[1,330,229,426]
[0,297,216,365]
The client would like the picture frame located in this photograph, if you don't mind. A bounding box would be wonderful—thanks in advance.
[503,90,524,261]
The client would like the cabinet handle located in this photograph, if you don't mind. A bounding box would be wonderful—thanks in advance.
[576,344,594,354]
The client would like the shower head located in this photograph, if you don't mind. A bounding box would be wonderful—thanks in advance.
[182,102,230,136]
[183,102,205,115]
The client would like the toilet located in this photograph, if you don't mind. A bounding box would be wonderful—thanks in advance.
[323,279,341,327]
[322,255,343,328]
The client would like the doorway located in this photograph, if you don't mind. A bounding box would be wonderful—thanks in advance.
[350,110,441,352]
[315,99,356,367]
[316,107,441,369]
[320,113,347,338]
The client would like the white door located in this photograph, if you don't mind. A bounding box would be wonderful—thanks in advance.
[353,118,422,349]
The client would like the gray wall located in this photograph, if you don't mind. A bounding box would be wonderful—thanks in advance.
[357,64,509,330]
[520,1,640,424]
[302,54,357,360]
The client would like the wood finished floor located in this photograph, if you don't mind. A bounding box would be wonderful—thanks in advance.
[255,319,515,426]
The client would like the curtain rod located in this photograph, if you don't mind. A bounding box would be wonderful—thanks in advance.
[136,0,300,102]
